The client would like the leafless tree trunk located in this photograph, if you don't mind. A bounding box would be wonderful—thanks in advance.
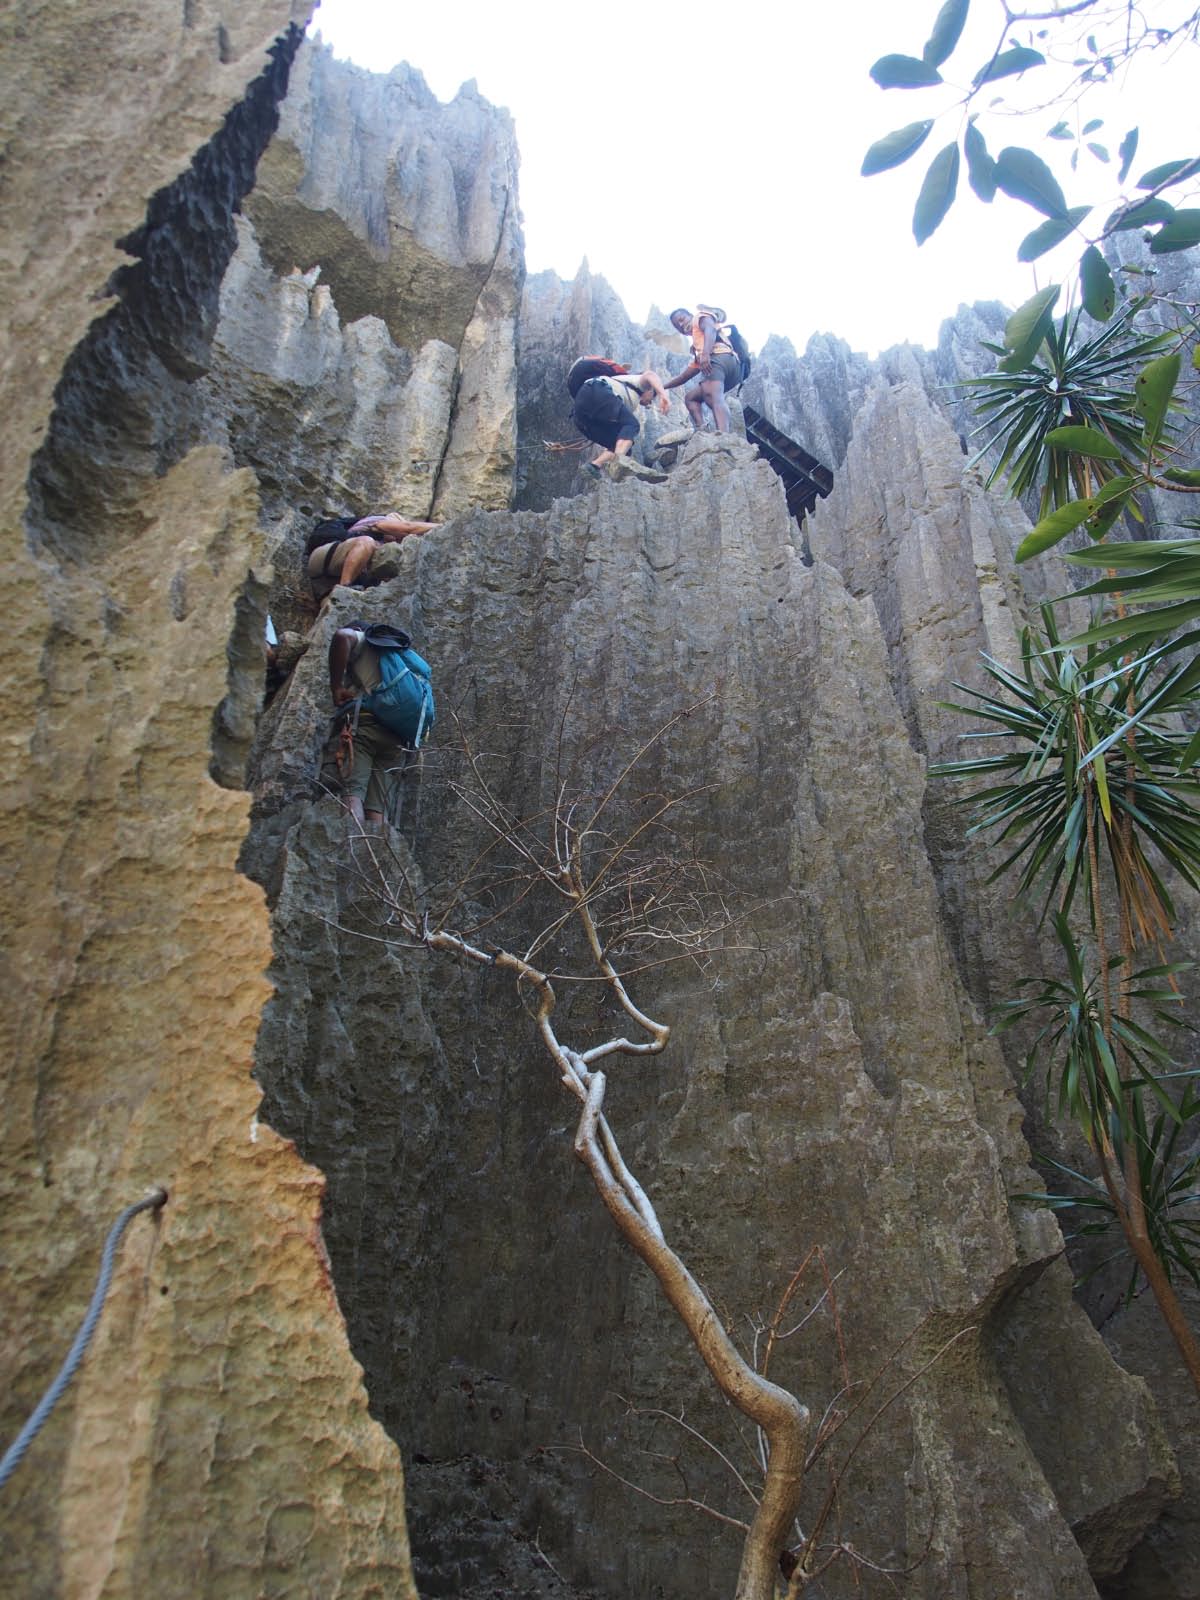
[346,707,810,1597]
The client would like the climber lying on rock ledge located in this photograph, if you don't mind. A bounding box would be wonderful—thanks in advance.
[305,510,440,603]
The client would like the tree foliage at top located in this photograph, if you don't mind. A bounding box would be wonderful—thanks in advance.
[862,0,1200,307]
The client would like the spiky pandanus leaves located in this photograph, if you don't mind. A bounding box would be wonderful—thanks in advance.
[933,613,1200,940]
[1015,1089,1200,1300]
[964,298,1174,514]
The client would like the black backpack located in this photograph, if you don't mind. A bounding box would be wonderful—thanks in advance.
[566,356,630,398]
[723,324,752,387]
[304,515,358,560]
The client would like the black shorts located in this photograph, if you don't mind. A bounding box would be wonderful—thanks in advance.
[691,351,742,393]
[572,378,641,449]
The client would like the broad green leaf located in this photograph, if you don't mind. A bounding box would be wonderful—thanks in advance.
[1108,197,1176,231]
[1134,351,1181,446]
[1077,475,1138,539]
[1138,158,1200,191]
[1091,473,1139,502]
[1150,211,1200,255]
[1000,283,1060,370]
[923,0,970,66]
[871,53,945,88]
[1179,725,1200,773]
[995,146,1069,218]
[1015,497,1097,562]
[1087,143,1109,163]
[1093,747,1112,825]
[964,121,996,201]
[1075,571,1200,602]
[1018,206,1090,261]
[1164,466,1200,486]
[1083,119,1103,136]
[1068,598,1200,644]
[913,142,960,244]
[1044,425,1123,459]
[1047,122,1072,141]
[1079,245,1115,320]
[975,47,1045,86]
[1117,127,1139,183]
[862,119,935,175]
[1062,538,1200,570]
[1086,489,1132,539]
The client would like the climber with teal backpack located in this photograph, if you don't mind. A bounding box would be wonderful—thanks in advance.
[328,620,434,826]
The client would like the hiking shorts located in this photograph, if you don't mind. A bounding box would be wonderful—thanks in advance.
[344,712,407,816]
[573,378,641,450]
[691,351,742,393]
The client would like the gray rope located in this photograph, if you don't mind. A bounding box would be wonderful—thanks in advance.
[0,1187,168,1492]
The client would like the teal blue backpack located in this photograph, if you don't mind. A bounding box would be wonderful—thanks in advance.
[359,624,435,749]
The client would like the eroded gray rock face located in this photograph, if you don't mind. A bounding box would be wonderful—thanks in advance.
[1101,1284,1200,1600]
[241,42,524,520]
[248,434,1175,1599]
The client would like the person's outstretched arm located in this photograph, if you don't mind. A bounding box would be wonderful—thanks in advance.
[662,362,701,392]
[639,370,672,414]
[348,512,440,541]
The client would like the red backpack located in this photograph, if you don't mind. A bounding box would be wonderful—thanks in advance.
[566,356,629,398]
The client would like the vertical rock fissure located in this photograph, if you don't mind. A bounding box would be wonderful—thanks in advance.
[25,24,304,571]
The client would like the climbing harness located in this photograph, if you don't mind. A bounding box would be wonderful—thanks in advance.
[335,702,360,779]
[0,1187,168,1492]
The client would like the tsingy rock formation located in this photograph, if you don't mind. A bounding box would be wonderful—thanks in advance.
[3,19,1197,1600]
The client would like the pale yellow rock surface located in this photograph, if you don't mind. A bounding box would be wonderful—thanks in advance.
[0,9,417,1597]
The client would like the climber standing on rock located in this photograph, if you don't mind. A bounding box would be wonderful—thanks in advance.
[567,357,671,482]
[306,510,440,604]
[662,306,743,434]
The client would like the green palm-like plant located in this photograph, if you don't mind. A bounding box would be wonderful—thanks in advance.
[936,605,1200,1390]
[933,610,1200,939]
[966,299,1175,513]
[1015,1086,1200,1299]
[992,912,1190,1135]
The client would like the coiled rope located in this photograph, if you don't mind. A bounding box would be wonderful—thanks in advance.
[0,1186,168,1492]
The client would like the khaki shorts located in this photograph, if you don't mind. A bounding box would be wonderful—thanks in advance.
[344,712,408,817]
[308,538,370,600]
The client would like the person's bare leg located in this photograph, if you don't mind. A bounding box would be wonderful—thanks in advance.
[685,389,706,429]
[335,535,378,589]
[592,437,633,467]
[702,378,730,433]
[343,794,366,824]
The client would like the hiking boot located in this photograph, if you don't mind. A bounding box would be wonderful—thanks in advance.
[610,456,668,484]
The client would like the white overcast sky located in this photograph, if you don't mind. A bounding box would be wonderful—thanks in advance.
[306,0,1198,357]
